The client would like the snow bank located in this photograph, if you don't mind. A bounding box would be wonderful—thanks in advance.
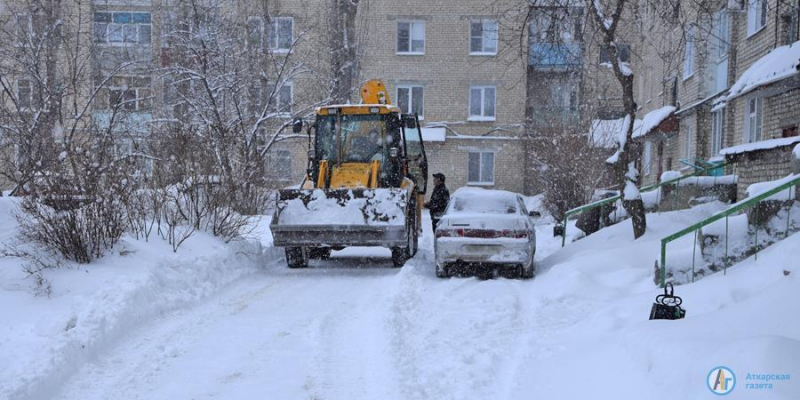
[673,175,738,187]
[720,136,800,156]
[0,196,273,400]
[794,143,800,159]
[727,39,800,99]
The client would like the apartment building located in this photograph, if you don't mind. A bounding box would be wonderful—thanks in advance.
[1,0,529,196]
[634,0,800,198]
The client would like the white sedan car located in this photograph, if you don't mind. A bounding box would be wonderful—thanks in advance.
[434,188,538,279]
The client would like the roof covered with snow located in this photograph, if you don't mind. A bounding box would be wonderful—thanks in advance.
[590,106,676,149]
[632,106,676,138]
[720,136,800,156]
[589,118,626,148]
[726,40,800,99]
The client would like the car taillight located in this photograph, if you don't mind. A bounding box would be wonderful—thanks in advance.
[435,229,464,238]
[500,229,528,239]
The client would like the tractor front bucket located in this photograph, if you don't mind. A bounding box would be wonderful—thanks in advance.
[270,188,410,248]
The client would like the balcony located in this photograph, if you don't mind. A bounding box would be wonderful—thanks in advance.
[528,42,583,70]
[527,106,582,128]
[92,111,153,133]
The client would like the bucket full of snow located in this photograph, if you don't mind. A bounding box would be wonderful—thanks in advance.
[649,283,686,320]
[269,187,410,248]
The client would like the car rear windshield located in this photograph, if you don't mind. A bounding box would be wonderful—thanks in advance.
[450,195,518,215]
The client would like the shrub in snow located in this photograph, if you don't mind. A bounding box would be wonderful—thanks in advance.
[15,195,126,264]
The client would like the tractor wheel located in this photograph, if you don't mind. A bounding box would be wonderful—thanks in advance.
[435,263,450,278]
[390,247,407,268]
[309,247,332,260]
[285,247,309,268]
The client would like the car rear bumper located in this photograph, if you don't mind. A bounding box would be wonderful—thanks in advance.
[434,238,533,266]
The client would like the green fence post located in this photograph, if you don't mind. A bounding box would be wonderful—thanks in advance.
[787,187,792,238]
[660,240,666,288]
[725,215,729,276]
[692,230,697,283]
[561,214,567,247]
[754,205,759,261]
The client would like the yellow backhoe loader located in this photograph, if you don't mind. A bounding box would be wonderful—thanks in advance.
[270,80,428,268]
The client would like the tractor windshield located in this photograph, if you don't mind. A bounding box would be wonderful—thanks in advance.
[316,113,399,165]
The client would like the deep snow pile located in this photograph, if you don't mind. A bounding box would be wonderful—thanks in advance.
[0,196,272,400]
[3,197,799,400]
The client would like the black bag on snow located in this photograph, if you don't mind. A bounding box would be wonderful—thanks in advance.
[649,283,686,320]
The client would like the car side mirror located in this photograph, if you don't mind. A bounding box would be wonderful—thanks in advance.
[292,118,304,134]
[528,211,541,218]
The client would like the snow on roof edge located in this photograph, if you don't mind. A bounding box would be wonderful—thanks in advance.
[720,136,800,156]
[726,40,800,100]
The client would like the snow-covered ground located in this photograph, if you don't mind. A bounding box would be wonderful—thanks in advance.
[2,196,799,399]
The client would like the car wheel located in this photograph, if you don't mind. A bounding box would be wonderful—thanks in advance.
[522,259,535,279]
[285,247,309,268]
[435,263,449,278]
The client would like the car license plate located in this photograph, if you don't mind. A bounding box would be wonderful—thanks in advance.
[464,244,500,254]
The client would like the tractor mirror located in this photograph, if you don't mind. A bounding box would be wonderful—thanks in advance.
[403,115,417,129]
[292,118,304,134]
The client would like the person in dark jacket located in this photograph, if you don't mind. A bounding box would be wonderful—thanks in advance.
[424,173,450,233]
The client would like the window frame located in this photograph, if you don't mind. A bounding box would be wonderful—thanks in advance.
[467,150,496,185]
[747,0,768,37]
[711,108,725,155]
[468,85,497,122]
[16,79,33,110]
[262,81,293,116]
[469,19,498,56]
[247,16,264,50]
[266,16,294,52]
[683,26,695,80]
[396,20,426,55]
[683,122,693,160]
[94,11,152,46]
[599,44,631,64]
[396,85,425,119]
[744,96,763,143]
[14,14,33,47]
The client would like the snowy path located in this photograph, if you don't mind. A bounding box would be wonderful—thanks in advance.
[44,208,800,400]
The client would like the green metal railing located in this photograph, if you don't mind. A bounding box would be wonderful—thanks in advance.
[560,162,731,247]
[658,175,800,288]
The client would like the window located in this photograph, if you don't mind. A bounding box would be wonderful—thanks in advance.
[397,21,425,54]
[250,81,293,115]
[467,151,494,184]
[783,12,799,45]
[469,86,496,121]
[108,77,152,112]
[267,150,293,180]
[268,82,293,114]
[470,20,498,54]
[15,14,32,46]
[266,17,293,51]
[716,11,730,58]
[396,85,424,118]
[94,12,151,45]
[599,44,630,63]
[643,141,652,175]
[744,97,762,142]
[683,26,695,79]
[711,109,725,155]
[247,17,263,50]
[683,123,693,160]
[17,79,32,109]
[747,0,768,36]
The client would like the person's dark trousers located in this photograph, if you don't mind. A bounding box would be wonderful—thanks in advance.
[431,218,439,233]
